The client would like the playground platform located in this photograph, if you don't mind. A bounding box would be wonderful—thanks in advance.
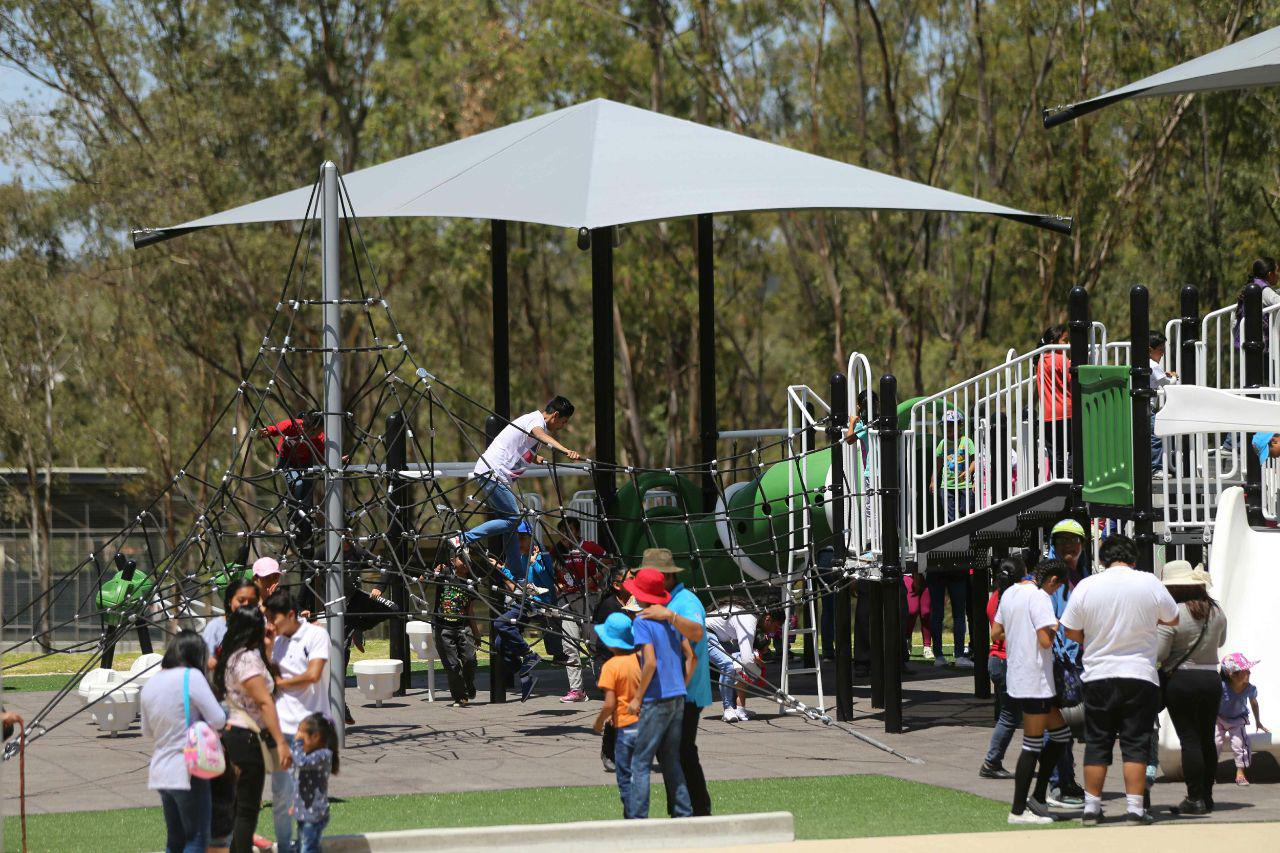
[4,664,1277,828]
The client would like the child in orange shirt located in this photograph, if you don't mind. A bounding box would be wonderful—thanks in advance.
[592,611,643,818]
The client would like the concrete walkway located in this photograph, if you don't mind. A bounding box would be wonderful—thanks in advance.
[4,663,1277,829]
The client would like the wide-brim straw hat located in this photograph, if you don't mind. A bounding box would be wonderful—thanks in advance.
[641,547,681,574]
[1160,559,1212,589]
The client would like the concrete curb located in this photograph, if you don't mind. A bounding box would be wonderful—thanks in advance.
[320,811,795,852]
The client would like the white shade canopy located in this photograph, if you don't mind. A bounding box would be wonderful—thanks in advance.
[1045,24,1280,127]
[136,98,1067,246]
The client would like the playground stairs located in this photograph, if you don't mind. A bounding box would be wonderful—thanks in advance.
[911,481,1071,574]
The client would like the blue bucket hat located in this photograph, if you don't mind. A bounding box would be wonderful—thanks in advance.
[1253,432,1276,465]
[593,612,635,651]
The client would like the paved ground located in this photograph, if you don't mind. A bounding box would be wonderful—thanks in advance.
[4,661,1278,829]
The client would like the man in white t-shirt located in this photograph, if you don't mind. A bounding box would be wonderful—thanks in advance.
[265,590,331,851]
[458,397,581,572]
[1060,534,1178,826]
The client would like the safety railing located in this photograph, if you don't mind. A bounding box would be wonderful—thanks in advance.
[904,345,1072,555]
[845,351,881,558]
[784,385,832,580]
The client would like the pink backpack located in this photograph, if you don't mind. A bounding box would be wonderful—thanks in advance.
[183,669,226,779]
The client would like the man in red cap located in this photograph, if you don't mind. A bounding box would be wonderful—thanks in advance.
[622,563,695,819]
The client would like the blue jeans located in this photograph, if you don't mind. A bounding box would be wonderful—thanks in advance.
[462,477,523,571]
[271,765,294,852]
[494,609,564,670]
[706,634,737,709]
[613,722,640,818]
[944,488,974,523]
[159,778,211,853]
[928,576,968,659]
[628,696,691,819]
[297,818,328,853]
[985,656,1021,765]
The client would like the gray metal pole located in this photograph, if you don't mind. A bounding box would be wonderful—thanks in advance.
[321,161,347,742]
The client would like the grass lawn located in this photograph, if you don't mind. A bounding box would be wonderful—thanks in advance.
[2,773,1045,852]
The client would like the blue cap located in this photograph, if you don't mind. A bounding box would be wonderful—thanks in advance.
[1253,432,1276,465]
[516,521,532,534]
[593,612,635,650]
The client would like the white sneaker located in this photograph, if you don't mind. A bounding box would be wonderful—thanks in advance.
[954,655,975,669]
[933,655,948,668]
[722,708,738,723]
[735,706,752,722]
[1008,811,1053,825]
[921,647,935,661]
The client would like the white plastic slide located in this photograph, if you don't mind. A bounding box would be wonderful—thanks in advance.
[1158,486,1277,776]
[1155,385,1280,436]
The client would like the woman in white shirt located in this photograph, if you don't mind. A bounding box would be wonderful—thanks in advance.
[992,559,1071,825]
[140,630,227,853]
[705,602,780,723]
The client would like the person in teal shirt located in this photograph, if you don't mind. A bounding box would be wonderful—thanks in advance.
[636,547,712,816]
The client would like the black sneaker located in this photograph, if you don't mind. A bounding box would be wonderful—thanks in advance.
[1205,794,1215,813]
[1125,811,1154,826]
[1175,798,1208,816]
[1081,808,1101,826]
[979,762,1014,780]
[519,675,538,702]
[601,756,616,773]
[1026,797,1054,819]
[517,654,541,678]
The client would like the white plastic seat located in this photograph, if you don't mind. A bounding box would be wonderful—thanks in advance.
[405,621,437,701]
[352,658,403,707]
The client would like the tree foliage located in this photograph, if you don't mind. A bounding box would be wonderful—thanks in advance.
[1,0,1278,490]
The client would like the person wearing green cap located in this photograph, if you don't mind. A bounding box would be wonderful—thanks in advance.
[1042,517,1089,807]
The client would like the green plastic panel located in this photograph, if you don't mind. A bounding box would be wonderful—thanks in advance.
[1079,365,1133,506]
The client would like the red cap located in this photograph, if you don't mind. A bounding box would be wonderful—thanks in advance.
[623,568,671,605]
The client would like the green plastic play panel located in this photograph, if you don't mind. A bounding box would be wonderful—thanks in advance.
[1079,365,1134,506]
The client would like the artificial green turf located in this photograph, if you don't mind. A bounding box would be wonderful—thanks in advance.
[2,773,1042,852]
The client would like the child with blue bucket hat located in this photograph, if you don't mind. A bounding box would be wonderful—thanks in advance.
[591,612,643,818]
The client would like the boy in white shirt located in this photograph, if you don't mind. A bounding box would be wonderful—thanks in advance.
[265,590,332,851]
[1060,535,1178,826]
[457,397,580,571]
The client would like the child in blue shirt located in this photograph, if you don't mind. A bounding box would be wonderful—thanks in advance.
[621,568,694,819]
[290,712,339,852]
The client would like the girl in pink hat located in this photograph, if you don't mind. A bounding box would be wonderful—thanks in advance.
[1217,653,1268,786]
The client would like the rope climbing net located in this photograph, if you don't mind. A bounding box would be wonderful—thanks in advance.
[2,174,886,756]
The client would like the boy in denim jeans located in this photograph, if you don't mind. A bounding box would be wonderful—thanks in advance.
[623,568,695,818]
[592,612,643,817]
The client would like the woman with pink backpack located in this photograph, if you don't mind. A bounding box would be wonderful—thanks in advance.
[140,629,228,853]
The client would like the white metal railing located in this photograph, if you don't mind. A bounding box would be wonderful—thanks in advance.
[1156,297,1280,537]
[845,352,881,558]
[905,345,1072,555]
[565,490,601,544]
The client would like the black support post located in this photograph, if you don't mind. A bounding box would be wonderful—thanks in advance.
[1068,286,1090,515]
[1243,282,1265,526]
[1130,285,1156,573]
[385,411,412,694]
[491,220,510,420]
[970,560,990,698]
[485,413,507,704]
[697,214,718,512]
[590,228,617,522]
[1179,285,1204,564]
[868,577,884,709]
[830,373,854,722]
[878,374,903,733]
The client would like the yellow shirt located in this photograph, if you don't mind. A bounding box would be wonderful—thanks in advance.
[597,652,642,728]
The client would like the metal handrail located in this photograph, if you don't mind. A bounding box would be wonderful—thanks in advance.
[905,345,1071,553]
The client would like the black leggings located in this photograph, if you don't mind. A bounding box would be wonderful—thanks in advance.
[1165,668,1222,803]
[666,700,711,817]
[223,726,267,853]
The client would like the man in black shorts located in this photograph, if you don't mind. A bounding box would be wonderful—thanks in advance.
[1060,535,1178,826]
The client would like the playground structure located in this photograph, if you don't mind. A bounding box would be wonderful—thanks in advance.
[5,73,1280,773]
